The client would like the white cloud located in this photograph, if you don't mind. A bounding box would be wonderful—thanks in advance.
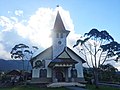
[0,43,11,59]
[0,6,81,60]
[0,16,15,32]
[0,32,3,41]
[13,7,78,48]
[107,61,120,71]
[15,10,23,16]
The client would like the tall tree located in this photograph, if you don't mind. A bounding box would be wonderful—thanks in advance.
[73,28,120,88]
[10,43,38,72]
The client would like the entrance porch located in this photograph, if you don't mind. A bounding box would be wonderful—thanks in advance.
[48,58,78,83]
[52,67,69,82]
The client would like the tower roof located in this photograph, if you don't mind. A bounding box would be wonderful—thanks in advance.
[53,11,69,33]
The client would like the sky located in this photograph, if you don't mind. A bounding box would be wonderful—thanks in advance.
[0,0,120,69]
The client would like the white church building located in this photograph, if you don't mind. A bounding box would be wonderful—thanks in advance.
[30,11,85,83]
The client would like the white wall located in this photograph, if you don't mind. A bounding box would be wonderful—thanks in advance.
[33,48,52,67]
[67,48,84,78]
[45,60,52,77]
[32,68,40,78]
[52,33,67,59]
[75,62,84,77]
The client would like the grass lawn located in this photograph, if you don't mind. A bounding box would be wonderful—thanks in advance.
[87,84,120,90]
[0,86,69,90]
[1,85,120,90]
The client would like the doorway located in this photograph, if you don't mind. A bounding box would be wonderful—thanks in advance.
[55,71,65,82]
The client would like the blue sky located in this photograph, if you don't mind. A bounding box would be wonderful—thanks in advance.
[0,0,120,69]
[0,0,120,38]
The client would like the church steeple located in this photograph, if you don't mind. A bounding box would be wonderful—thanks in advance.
[52,11,70,59]
[53,11,65,31]
[53,11,70,34]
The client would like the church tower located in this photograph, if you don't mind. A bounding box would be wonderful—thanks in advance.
[52,12,70,59]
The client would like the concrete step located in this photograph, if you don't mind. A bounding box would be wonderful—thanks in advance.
[47,82,86,87]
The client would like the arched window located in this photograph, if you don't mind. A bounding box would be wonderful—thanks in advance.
[43,69,47,77]
[40,69,42,77]
[40,69,47,78]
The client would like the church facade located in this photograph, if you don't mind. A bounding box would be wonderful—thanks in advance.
[30,11,85,83]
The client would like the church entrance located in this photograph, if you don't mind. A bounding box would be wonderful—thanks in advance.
[55,71,65,82]
[54,68,67,82]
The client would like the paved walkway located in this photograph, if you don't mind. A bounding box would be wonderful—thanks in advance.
[47,82,86,87]
[66,86,88,90]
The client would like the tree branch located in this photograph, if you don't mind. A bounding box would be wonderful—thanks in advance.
[82,47,91,68]
[101,51,109,65]
[98,51,103,67]
[89,43,95,68]
[84,44,94,56]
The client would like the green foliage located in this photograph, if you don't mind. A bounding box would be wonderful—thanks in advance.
[87,84,120,90]
[0,86,68,90]
[101,41,120,62]
[99,64,120,83]
[83,68,94,84]
[84,29,114,41]
[10,44,30,60]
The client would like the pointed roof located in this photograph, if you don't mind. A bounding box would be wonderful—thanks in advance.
[57,50,71,58]
[48,48,78,67]
[53,11,69,33]
[30,46,85,64]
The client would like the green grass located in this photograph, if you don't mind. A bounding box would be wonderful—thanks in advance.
[87,84,120,90]
[0,86,68,90]
[1,85,120,90]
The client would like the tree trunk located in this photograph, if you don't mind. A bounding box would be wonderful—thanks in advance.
[94,68,99,88]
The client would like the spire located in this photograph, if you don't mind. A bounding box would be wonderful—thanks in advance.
[53,11,66,32]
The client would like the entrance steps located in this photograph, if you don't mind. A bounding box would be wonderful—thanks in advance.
[47,82,86,87]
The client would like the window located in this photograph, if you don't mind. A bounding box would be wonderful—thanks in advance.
[40,69,47,78]
[60,33,63,38]
[56,33,63,38]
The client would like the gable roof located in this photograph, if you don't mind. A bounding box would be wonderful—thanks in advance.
[47,48,78,67]
[56,48,71,59]
[30,46,52,63]
[30,46,85,64]
[67,47,86,63]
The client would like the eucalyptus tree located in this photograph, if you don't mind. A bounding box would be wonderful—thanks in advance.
[73,28,120,88]
[10,44,38,71]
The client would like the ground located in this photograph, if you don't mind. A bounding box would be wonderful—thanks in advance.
[0,86,68,90]
[87,84,120,90]
[0,85,120,90]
